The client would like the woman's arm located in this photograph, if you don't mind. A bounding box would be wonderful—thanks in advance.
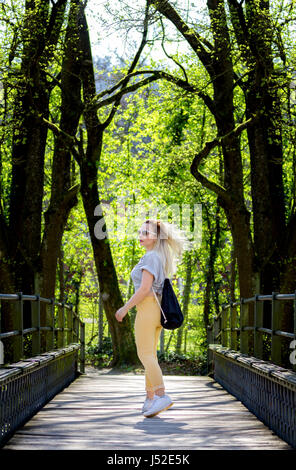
[115,269,154,322]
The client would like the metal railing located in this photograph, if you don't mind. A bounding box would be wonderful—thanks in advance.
[208,292,296,370]
[0,292,85,373]
[207,292,296,448]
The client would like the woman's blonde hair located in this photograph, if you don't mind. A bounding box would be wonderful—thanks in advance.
[144,219,192,278]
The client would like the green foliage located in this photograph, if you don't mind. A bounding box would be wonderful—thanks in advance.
[157,350,208,375]
[1,0,296,370]
[86,337,113,368]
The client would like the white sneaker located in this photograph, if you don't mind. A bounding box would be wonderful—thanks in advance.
[143,394,173,417]
[142,397,154,413]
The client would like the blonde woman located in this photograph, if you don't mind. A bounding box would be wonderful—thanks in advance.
[115,219,190,418]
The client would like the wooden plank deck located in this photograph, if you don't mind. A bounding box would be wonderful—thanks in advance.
[2,367,292,450]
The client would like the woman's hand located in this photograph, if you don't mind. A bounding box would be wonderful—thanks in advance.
[115,306,128,322]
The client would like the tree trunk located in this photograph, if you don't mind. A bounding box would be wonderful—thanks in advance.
[202,203,221,334]
[39,0,82,304]
[8,11,50,323]
[0,0,68,355]
[227,0,290,337]
[176,252,192,354]
[152,0,258,354]
[152,0,257,304]
[229,0,286,294]
[74,3,139,366]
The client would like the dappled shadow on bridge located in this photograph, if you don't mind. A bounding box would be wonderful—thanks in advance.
[2,370,292,450]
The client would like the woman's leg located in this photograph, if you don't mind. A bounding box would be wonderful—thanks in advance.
[144,324,163,398]
[135,297,165,395]
[153,325,165,397]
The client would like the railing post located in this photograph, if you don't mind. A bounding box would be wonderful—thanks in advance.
[294,291,296,339]
[221,309,224,346]
[271,292,282,365]
[293,291,296,372]
[230,302,237,350]
[213,314,220,344]
[0,301,2,364]
[12,292,23,362]
[254,294,263,359]
[221,307,227,346]
[240,298,249,354]
[31,294,41,356]
[41,298,54,352]
[50,298,55,350]
[207,324,213,346]
[62,302,65,347]
[0,339,3,365]
[292,290,296,372]
[67,304,73,346]
[229,302,232,348]
[74,312,79,343]
[207,325,213,372]
[57,302,64,348]
[80,320,85,374]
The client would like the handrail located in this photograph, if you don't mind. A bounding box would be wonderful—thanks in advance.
[207,291,296,370]
[0,292,85,373]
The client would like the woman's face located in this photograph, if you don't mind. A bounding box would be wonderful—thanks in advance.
[138,223,157,250]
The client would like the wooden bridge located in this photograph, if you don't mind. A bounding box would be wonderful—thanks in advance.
[1,368,292,450]
[0,291,296,450]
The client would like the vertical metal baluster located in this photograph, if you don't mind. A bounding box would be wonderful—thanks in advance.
[254,294,263,359]
[32,294,41,356]
[13,292,23,362]
[57,302,63,348]
[240,298,248,354]
[271,292,282,365]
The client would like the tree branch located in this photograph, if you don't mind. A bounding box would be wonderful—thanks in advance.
[94,70,216,116]
[43,117,76,144]
[45,0,67,42]
[227,0,249,48]
[159,15,188,83]
[190,115,256,201]
[101,0,150,129]
[151,0,214,77]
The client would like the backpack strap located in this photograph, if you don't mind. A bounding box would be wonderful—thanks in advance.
[151,286,167,324]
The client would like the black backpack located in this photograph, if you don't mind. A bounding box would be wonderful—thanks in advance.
[153,278,184,330]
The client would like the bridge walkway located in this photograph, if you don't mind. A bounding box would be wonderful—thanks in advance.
[2,367,292,450]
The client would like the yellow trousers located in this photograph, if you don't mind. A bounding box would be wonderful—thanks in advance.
[135,295,164,392]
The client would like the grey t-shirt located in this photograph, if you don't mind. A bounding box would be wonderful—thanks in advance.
[130,250,165,295]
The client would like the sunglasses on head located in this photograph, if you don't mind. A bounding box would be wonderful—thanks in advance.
[138,229,157,236]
